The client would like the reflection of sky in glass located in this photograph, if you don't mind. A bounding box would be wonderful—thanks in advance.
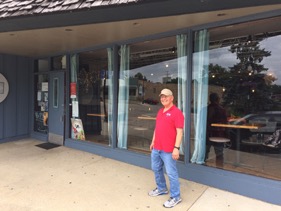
[209,47,238,69]
[193,51,213,80]
[129,35,281,85]
[209,35,281,85]
[260,35,281,84]
[129,58,178,83]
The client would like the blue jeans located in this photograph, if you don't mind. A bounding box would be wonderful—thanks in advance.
[151,149,180,198]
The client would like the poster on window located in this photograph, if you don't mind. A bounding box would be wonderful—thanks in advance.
[70,82,77,98]
[72,100,79,117]
[71,118,85,140]
[37,91,42,101]
[44,92,48,101]
[42,82,48,91]
[43,112,48,126]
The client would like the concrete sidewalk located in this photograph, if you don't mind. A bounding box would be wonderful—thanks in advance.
[0,139,280,211]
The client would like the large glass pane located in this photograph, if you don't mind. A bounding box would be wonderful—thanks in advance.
[192,16,281,180]
[34,74,49,134]
[51,55,66,70]
[34,59,49,72]
[69,49,112,145]
[117,36,187,159]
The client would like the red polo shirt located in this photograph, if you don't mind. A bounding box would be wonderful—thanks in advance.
[154,105,184,152]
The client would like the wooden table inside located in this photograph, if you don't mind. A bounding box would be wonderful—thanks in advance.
[211,123,261,130]
[137,116,156,120]
[211,123,264,167]
[87,113,106,117]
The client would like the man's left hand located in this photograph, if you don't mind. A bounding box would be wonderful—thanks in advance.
[172,148,180,160]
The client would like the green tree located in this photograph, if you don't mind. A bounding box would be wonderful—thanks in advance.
[224,39,273,114]
[208,63,229,86]
[167,77,179,84]
[134,72,147,81]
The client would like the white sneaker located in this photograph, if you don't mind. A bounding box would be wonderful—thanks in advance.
[163,197,182,208]
[148,188,168,197]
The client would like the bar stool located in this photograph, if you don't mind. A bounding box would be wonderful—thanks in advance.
[209,137,231,148]
[208,137,231,166]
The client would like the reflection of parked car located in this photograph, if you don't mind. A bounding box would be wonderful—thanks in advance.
[142,98,159,105]
[228,112,281,151]
[229,112,281,128]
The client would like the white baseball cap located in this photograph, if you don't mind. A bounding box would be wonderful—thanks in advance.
[159,88,173,96]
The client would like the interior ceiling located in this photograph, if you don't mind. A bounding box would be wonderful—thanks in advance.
[0,4,281,58]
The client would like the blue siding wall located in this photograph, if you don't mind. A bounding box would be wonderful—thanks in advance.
[0,54,32,141]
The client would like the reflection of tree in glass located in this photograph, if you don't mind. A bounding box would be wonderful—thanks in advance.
[167,77,179,84]
[134,72,147,81]
[208,38,280,116]
[229,38,271,74]
[78,68,95,93]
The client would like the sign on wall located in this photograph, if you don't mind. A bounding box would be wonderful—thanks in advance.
[0,73,9,103]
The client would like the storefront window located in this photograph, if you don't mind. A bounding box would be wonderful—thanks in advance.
[34,74,49,134]
[52,55,67,70]
[34,59,49,73]
[69,49,113,145]
[191,16,281,181]
[117,35,188,159]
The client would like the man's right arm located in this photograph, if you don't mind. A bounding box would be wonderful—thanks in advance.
[150,131,155,151]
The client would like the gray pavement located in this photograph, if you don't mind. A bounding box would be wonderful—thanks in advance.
[0,138,280,211]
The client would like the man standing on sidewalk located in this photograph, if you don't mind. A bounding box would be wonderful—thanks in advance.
[148,88,184,208]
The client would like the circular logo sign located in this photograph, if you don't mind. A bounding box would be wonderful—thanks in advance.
[0,73,9,103]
